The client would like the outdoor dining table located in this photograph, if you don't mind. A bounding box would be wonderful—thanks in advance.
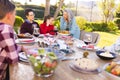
[10,36,120,80]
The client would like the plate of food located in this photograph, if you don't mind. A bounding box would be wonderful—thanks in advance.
[69,58,101,74]
[96,50,117,60]
[59,30,70,36]
[77,44,98,51]
[103,61,120,80]
[17,34,33,38]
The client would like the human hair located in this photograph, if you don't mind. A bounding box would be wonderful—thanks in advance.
[25,8,34,16]
[63,8,74,22]
[43,15,53,23]
[0,0,15,19]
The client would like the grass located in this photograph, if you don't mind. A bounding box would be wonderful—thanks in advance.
[96,31,120,48]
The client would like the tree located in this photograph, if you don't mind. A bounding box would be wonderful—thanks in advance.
[114,3,120,29]
[44,0,50,17]
[54,0,64,19]
[99,0,115,23]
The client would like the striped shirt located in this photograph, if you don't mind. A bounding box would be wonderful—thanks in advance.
[0,23,18,79]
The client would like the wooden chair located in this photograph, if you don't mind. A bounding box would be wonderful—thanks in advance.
[80,30,100,45]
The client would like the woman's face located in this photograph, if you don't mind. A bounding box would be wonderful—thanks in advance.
[63,11,68,20]
[26,11,35,21]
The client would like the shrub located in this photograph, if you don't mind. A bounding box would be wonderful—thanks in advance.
[107,21,118,32]
[35,19,43,25]
[115,12,120,18]
[114,18,120,29]
[86,22,108,32]
[54,16,61,30]
[76,16,87,30]
[14,16,24,33]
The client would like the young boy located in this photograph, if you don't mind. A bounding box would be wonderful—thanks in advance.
[0,0,19,79]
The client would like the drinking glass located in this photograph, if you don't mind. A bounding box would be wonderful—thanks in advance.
[83,33,92,45]
[114,44,120,55]
[33,28,39,37]
[32,24,39,37]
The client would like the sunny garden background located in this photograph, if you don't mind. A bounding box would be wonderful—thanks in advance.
[12,0,120,48]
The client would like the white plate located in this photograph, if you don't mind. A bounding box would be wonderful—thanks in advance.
[15,39,35,44]
[58,33,69,36]
[77,44,99,51]
[69,62,101,74]
[103,62,120,80]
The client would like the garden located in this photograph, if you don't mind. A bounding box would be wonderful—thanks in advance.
[13,0,120,48]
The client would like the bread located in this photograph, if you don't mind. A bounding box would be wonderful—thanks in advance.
[74,58,98,71]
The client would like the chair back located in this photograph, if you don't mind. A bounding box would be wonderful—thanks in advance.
[80,30,100,45]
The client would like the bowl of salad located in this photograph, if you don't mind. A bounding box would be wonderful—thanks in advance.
[27,48,58,77]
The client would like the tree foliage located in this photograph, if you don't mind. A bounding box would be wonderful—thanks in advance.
[99,0,115,23]
[115,3,120,18]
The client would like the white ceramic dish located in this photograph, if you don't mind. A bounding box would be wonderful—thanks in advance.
[77,44,99,51]
[103,62,120,80]
[15,38,35,44]
[69,62,101,74]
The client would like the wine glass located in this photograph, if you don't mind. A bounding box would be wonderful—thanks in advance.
[33,28,39,37]
[114,44,120,55]
[83,33,92,45]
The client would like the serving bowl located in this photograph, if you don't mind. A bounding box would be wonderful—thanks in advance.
[96,50,117,60]
[27,48,58,77]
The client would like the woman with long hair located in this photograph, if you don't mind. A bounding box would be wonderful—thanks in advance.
[60,8,80,39]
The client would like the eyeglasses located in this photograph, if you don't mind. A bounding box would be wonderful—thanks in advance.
[28,14,35,16]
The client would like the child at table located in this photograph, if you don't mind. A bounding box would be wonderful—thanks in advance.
[40,15,56,35]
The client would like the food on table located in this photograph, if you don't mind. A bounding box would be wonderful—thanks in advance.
[65,39,74,45]
[28,48,58,77]
[18,34,25,37]
[82,44,94,49]
[59,30,69,34]
[19,39,35,43]
[83,51,89,58]
[100,51,113,57]
[18,33,32,38]
[105,61,120,76]
[74,58,98,71]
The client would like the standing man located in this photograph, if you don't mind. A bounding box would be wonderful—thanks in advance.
[0,0,18,79]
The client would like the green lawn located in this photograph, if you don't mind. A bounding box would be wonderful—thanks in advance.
[96,31,120,48]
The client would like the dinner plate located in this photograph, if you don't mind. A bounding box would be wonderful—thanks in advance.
[17,34,33,39]
[58,33,69,36]
[69,62,101,74]
[15,39,35,44]
[77,44,99,51]
[103,62,120,80]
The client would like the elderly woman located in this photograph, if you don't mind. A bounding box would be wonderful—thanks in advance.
[60,9,80,39]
